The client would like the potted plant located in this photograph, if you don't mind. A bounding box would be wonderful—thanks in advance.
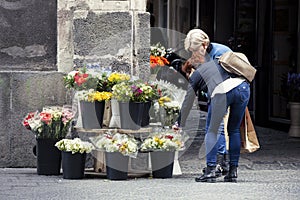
[286,72,300,137]
[112,80,161,129]
[77,89,112,129]
[55,138,94,179]
[63,67,113,129]
[22,105,75,175]
[93,132,139,180]
[140,131,183,178]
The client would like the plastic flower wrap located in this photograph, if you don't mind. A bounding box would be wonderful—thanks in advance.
[150,80,185,126]
[92,132,139,158]
[162,101,180,116]
[155,96,180,126]
[55,138,95,154]
[140,131,184,152]
[22,105,75,139]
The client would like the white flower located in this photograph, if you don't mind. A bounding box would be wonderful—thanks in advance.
[92,132,138,158]
[55,138,94,154]
[68,70,78,77]
[140,131,183,151]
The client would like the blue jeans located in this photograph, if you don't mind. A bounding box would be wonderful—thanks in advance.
[205,81,250,166]
[205,104,227,155]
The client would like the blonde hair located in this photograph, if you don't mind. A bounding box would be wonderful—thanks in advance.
[184,29,210,51]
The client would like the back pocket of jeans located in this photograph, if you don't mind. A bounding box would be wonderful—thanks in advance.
[239,84,250,102]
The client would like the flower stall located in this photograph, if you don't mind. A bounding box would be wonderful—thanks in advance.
[23,55,187,179]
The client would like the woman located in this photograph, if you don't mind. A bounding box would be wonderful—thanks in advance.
[174,29,250,183]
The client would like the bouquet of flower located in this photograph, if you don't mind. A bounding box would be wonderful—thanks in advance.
[107,72,131,88]
[63,67,101,90]
[93,132,139,157]
[111,80,161,102]
[130,81,161,102]
[287,72,300,102]
[140,131,183,152]
[22,106,75,139]
[55,138,94,154]
[150,42,169,74]
[156,96,180,126]
[111,81,133,102]
[76,89,112,102]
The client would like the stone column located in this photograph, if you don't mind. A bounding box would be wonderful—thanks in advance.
[57,0,150,80]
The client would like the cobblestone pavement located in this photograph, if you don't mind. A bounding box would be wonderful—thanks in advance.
[0,110,300,200]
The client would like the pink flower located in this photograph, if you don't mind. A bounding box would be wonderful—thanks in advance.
[39,112,52,125]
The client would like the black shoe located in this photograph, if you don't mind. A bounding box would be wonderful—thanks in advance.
[203,165,222,178]
[215,164,223,178]
[221,154,230,175]
[195,166,216,183]
[203,156,228,177]
[224,165,238,183]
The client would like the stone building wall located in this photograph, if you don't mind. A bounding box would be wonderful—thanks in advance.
[0,0,149,167]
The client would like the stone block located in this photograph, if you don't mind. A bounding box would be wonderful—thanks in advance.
[0,73,11,166]
[130,0,147,11]
[134,12,151,80]
[73,11,133,70]
[0,71,68,167]
[57,9,75,72]
[0,1,57,71]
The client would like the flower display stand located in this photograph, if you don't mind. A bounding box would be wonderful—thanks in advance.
[92,150,106,173]
[74,127,153,178]
[172,151,182,175]
[109,99,121,128]
[74,126,182,178]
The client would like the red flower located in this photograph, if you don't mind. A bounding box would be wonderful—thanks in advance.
[165,135,174,140]
[39,112,52,125]
[22,112,36,130]
[74,72,89,86]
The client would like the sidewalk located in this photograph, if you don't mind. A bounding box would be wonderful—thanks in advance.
[0,110,300,200]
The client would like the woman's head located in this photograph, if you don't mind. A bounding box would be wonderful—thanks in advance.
[184,29,210,61]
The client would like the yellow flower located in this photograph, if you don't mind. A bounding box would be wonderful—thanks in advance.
[120,143,128,153]
[158,96,171,106]
[108,73,130,83]
[88,91,112,102]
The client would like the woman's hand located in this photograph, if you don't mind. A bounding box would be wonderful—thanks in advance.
[172,121,180,131]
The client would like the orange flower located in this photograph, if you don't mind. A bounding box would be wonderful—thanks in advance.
[150,55,169,68]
